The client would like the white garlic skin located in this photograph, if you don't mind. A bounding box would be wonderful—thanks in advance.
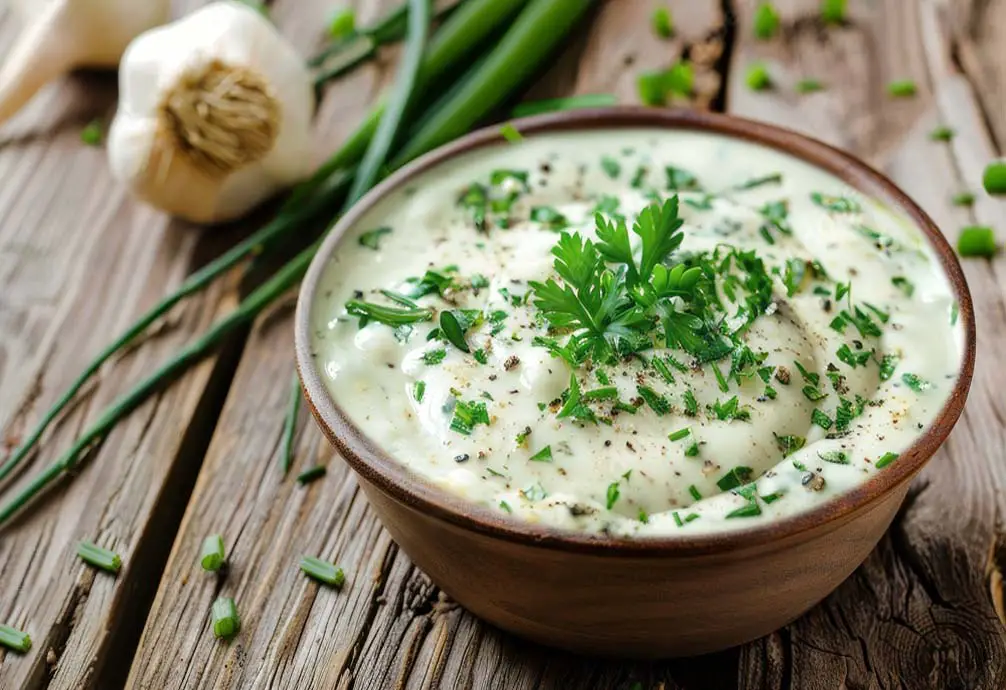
[107,1,316,224]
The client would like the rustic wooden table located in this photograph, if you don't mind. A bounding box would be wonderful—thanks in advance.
[1,0,1004,688]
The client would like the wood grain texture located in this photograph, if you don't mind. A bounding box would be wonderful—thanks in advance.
[0,2,249,689]
[727,0,1006,687]
[126,1,740,688]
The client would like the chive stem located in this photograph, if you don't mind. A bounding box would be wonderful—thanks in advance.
[200,534,226,572]
[296,465,327,485]
[511,93,617,118]
[281,376,302,475]
[300,556,346,587]
[0,624,31,653]
[77,541,122,574]
[211,597,240,640]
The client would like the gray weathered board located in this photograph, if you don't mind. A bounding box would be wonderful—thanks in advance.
[0,1,1003,688]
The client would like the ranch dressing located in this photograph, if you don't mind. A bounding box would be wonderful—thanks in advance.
[309,129,963,536]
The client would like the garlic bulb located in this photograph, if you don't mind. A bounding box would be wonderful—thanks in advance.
[107,1,315,224]
[0,0,170,125]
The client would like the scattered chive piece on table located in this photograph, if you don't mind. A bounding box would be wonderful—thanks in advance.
[651,6,673,38]
[200,534,226,572]
[280,375,302,475]
[753,2,781,39]
[211,597,240,640]
[886,79,917,98]
[746,62,772,91]
[80,119,102,146]
[77,541,122,574]
[300,556,346,588]
[796,78,824,94]
[957,226,998,257]
[499,122,523,142]
[952,192,975,207]
[296,465,327,485]
[328,8,356,38]
[637,70,668,106]
[983,161,1006,195]
[929,125,955,142]
[511,93,617,118]
[820,0,846,23]
[0,624,31,654]
[664,60,694,98]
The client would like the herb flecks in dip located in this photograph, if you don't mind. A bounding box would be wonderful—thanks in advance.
[310,129,962,536]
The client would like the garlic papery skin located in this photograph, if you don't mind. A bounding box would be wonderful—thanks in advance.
[107,1,315,224]
[0,0,170,125]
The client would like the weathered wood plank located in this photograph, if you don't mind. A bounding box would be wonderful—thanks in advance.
[125,2,740,689]
[726,0,1006,686]
[952,0,1006,148]
[0,1,253,688]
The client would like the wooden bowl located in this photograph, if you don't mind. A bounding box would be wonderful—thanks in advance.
[295,108,976,658]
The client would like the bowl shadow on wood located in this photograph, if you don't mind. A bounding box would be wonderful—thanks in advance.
[296,107,975,658]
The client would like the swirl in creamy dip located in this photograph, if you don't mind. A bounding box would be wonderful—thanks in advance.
[309,129,963,536]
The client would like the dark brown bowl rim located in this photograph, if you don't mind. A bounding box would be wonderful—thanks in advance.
[295,107,976,558]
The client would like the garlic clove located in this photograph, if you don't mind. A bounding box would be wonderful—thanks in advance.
[107,1,316,224]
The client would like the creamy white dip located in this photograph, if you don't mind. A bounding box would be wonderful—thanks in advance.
[309,129,963,536]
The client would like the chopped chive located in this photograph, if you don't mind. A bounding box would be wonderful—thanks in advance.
[77,541,121,574]
[952,191,975,207]
[819,450,849,464]
[775,433,806,457]
[529,446,553,462]
[891,276,914,297]
[0,625,31,654]
[651,6,674,38]
[875,452,899,469]
[726,501,762,518]
[211,597,240,640]
[983,161,1006,195]
[811,409,833,430]
[328,8,356,39]
[499,122,523,142]
[684,442,700,457]
[601,155,621,179]
[638,70,668,106]
[901,372,932,392]
[712,364,730,393]
[957,226,997,257]
[651,357,676,385]
[688,484,702,501]
[80,120,103,146]
[668,428,691,442]
[717,466,753,492]
[200,534,226,572]
[300,556,346,587]
[413,380,426,403]
[499,500,512,513]
[422,348,447,365]
[358,226,391,250]
[664,61,694,98]
[511,93,618,118]
[929,126,955,142]
[754,2,780,39]
[746,62,772,91]
[606,482,620,510]
[796,78,824,94]
[683,389,698,416]
[296,465,327,485]
[821,0,846,23]
[638,509,649,524]
[887,79,917,98]
[637,385,670,415]
[583,386,618,401]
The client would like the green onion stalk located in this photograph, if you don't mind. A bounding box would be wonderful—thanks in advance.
[0,0,597,527]
[0,0,525,487]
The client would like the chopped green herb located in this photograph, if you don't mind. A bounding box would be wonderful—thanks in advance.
[683,390,699,417]
[77,541,121,574]
[665,165,700,191]
[606,482,621,510]
[300,556,345,587]
[601,156,621,179]
[511,94,618,118]
[521,482,547,502]
[80,119,103,146]
[347,300,432,327]
[983,161,1006,195]
[669,427,691,442]
[811,409,833,430]
[821,0,846,23]
[957,226,997,257]
[651,6,674,38]
[761,491,784,504]
[819,450,849,464]
[688,484,702,500]
[359,226,392,250]
[901,372,931,392]
[864,302,889,324]
[638,70,668,106]
[664,61,695,98]
[413,380,426,402]
[875,452,899,469]
[712,364,730,393]
[499,122,523,142]
[684,441,700,457]
[651,357,676,385]
[887,79,918,98]
[672,511,701,526]
[754,2,781,39]
[837,343,872,368]
[952,191,976,207]
[735,172,783,190]
[200,534,226,572]
[796,78,825,94]
[0,624,31,654]
[951,301,960,325]
[764,384,778,399]
[891,276,914,297]
[211,597,241,640]
[746,62,772,91]
[450,399,490,435]
[802,385,827,402]
[717,466,754,491]
[638,509,649,523]
[499,500,512,513]
[529,446,553,462]
[423,348,447,365]
[775,433,806,457]
[783,258,808,297]
[726,501,762,519]
[811,192,861,213]
[711,396,750,421]
[878,353,899,381]
[794,360,819,385]
[583,386,618,401]
[439,310,474,353]
[328,7,355,38]
[637,385,671,415]
[296,465,327,485]
[472,349,488,365]
[930,125,955,142]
